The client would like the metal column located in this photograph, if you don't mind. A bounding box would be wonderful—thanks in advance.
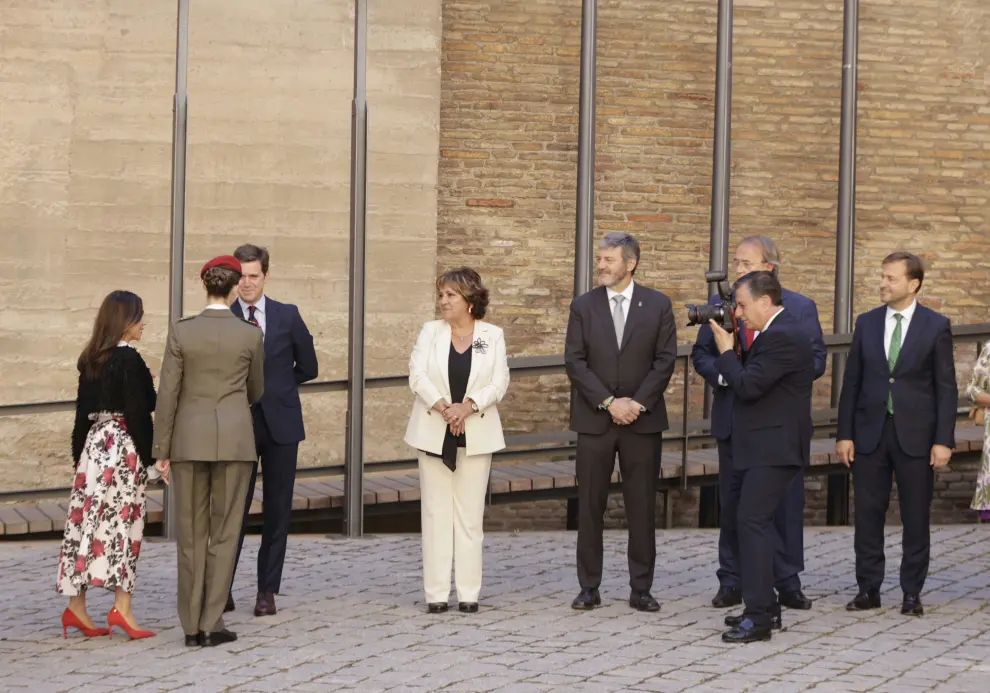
[699,0,734,528]
[708,0,734,288]
[828,0,860,526]
[574,0,598,297]
[163,0,190,541]
[344,0,369,538]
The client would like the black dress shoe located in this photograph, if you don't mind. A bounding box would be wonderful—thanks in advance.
[778,589,813,610]
[427,602,449,614]
[846,589,881,611]
[224,594,235,613]
[711,586,742,608]
[200,629,237,647]
[629,591,661,612]
[458,602,479,613]
[722,619,772,643]
[571,588,601,610]
[901,593,924,616]
[725,605,782,631]
[184,632,203,647]
[254,592,276,617]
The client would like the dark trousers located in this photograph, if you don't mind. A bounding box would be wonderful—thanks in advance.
[231,409,300,595]
[852,417,934,595]
[722,464,800,628]
[576,427,661,593]
[716,439,804,592]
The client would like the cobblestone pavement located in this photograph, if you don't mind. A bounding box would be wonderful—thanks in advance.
[2,526,989,692]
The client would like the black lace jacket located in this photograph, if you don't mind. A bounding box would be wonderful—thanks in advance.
[71,346,157,467]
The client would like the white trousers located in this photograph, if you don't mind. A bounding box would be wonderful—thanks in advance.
[418,449,492,604]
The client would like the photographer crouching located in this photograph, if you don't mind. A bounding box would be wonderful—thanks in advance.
[691,236,826,613]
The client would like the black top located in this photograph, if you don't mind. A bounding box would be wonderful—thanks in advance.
[428,343,472,472]
[71,346,157,468]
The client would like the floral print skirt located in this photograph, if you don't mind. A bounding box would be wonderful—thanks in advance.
[56,414,148,596]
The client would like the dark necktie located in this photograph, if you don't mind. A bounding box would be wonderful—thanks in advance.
[248,305,260,328]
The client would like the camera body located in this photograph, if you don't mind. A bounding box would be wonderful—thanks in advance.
[686,270,736,328]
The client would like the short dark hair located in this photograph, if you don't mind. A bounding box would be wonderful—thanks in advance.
[203,266,242,299]
[883,251,924,292]
[437,267,490,320]
[734,270,783,306]
[234,244,270,274]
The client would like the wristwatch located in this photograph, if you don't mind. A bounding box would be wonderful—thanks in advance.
[470,401,479,413]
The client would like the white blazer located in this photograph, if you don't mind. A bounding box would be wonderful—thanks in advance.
[403,319,510,458]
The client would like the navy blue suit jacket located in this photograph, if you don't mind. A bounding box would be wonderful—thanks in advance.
[716,310,815,470]
[837,303,956,458]
[232,297,319,445]
[692,288,826,441]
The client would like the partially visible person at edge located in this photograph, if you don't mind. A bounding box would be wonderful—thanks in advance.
[153,256,265,648]
[57,290,167,640]
[964,341,990,523]
[403,267,510,614]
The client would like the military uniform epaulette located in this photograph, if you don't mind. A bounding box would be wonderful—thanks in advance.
[177,315,196,322]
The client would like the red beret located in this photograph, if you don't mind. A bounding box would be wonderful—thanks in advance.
[200,255,242,278]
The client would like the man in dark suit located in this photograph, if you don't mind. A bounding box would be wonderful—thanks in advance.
[837,251,956,617]
[564,232,678,612]
[708,271,815,643]
[692,236,826,611]
[228,244,319,617]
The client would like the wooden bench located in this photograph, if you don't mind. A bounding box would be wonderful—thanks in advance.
[2,425,982,537]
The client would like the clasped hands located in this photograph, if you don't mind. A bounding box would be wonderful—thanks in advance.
[835,440,951,469]
[154,458,171,485]
[434,399,476,436]
[608,397,643,426]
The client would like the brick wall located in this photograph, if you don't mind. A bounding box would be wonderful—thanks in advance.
[440,0,990,526]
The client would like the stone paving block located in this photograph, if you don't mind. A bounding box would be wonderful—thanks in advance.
[2,528,990,693]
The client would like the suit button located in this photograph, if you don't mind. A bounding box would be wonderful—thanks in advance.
[481,413,485,418]
[427,411,431,416]
[889,377,895,384]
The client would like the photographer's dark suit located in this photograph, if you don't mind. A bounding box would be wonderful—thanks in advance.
[692,289,825,594]
[564,283,677,593]
[837,302,956,596]
[716,309,815,628]
[231,296,318,598]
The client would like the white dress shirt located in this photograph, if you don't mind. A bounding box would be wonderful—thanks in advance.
[606,280,635,322]
[237,294,267,335]
[718,307,785,387]
[884,299,917,358]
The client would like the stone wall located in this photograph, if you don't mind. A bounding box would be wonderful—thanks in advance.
[0,0,442,491]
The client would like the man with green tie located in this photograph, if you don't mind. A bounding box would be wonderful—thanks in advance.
[836,252,957,617]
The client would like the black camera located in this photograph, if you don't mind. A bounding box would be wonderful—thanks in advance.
[686,270,736,327]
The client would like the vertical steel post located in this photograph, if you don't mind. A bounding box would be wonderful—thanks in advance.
[344,0,369,538]
[163,0,190,541]
[708,0,734,290]
[700,0,734,527]
[828,0,860,526]
[574,0,598,297]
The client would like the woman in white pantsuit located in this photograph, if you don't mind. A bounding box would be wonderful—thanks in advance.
[404,268,509,614]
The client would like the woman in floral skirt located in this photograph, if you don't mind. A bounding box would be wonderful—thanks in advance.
[56,290,168,639]
[965,340,990,523]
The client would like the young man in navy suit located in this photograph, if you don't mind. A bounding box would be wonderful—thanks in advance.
[692,236,826,612]
[837,251,956,617]
[228,244,319,617]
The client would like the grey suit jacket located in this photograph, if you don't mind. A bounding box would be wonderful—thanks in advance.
[152,308,265,462]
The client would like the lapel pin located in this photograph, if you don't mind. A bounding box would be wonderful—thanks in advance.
[638,301,642,307]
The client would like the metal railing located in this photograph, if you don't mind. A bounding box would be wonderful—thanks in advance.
[3,323,988,507]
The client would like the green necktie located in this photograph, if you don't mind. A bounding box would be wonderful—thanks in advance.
[887,313,903,415]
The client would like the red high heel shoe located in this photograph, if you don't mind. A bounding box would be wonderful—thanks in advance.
[107,607,156,640]
[61,608,110,638]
